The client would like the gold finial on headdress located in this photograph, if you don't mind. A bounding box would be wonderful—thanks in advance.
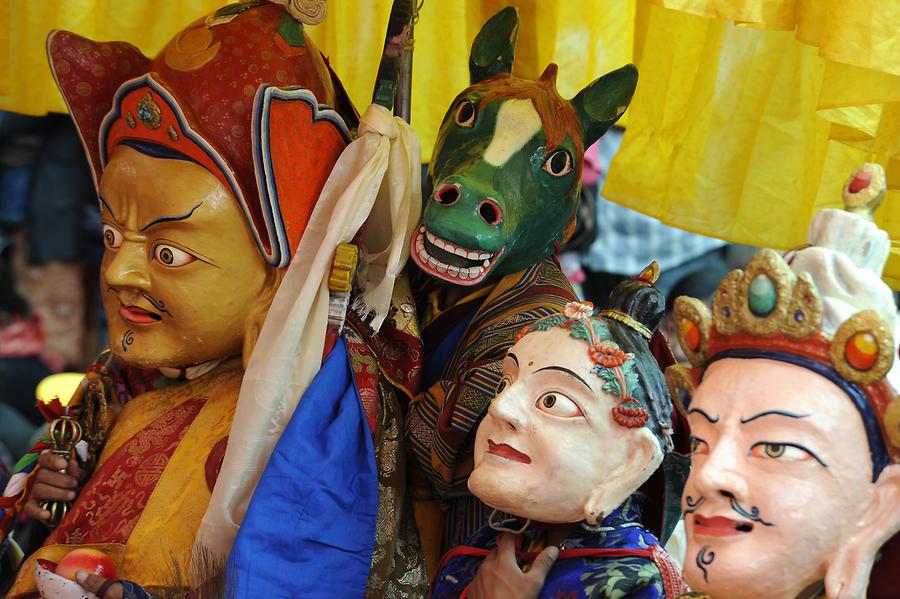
[274,0,327,25]
[635,261,660,285]
[842,163,886,221]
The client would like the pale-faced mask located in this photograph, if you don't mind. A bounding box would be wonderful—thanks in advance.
[468,306,665,525]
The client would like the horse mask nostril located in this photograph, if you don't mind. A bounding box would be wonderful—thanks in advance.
[478,199,503,225]
[434,184,461,206]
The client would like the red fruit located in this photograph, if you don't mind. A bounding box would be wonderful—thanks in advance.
[55,548,118,582]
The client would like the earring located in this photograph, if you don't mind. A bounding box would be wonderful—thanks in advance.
[581,514,607,532]
[488,509,531,534]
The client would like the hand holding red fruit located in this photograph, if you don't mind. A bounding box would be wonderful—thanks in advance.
[55,548,117,581]
[55,548,122,598]
[74,571,123,599]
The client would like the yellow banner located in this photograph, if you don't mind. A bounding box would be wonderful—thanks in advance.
[605,0,900,286]
[0,0,635,161]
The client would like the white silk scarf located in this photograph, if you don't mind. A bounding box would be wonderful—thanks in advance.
[193,103,421,561]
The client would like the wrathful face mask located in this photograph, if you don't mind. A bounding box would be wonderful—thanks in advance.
[99,146,269,368]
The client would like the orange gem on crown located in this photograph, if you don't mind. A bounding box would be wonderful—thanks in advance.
[846,332,879,371]
[681,319,701,352]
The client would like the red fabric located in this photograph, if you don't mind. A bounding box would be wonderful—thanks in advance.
[265,95,348,252]
[204,436,229,493]
[45,397,206,545]
[649,329,676,370]
[323,330,340,362]
[649,543,688,597]
[0,316,44,358]
[346,308,424,405]
[36,399,67,423]
[344,336,381,435]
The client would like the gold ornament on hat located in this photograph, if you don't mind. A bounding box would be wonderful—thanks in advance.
[669,250,894,385]
[665,365,696,419]
[269,0,327,25]
[673,296,711,368]
[635,260,660,285]
[136,92,161,130]
[883,398,900,451]
[710,249,822,339]
[830,310,894,385]
[842,163,886,221]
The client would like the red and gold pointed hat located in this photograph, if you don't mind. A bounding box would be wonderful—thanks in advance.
[47,1,355,267]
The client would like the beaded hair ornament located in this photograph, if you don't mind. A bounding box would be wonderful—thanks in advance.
[666,164,900,479]
[516,300,651,428]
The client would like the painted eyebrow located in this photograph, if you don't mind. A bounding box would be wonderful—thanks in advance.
[507,352,519,365]
[139,202,203,231]
[740,410,811,424]
[99,195,117,221]
[534,365,593,393]
[688,407,720,423]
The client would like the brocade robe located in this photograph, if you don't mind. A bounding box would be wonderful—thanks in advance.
[6,285,427,597]
[431,495,688,599]
[8,355,241,597]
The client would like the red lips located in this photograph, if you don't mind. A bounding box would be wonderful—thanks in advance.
[692,514,753,537]
[119,305,161,324]
[487,440,531,464]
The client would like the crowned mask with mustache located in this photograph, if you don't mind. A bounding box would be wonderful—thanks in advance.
[669,166,900,599]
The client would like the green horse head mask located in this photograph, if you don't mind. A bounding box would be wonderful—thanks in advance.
[411,6,638,285]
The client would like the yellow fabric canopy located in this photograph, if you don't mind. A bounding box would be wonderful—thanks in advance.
[0,0,634,161]
[604,0,900,286]
[2,0,898,282]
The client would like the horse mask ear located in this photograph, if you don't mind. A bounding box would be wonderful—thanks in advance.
[571,64,638,147]
[469,6,519,84]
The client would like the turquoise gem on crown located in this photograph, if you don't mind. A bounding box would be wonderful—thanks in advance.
[137,104,153,125]
[748,274,777,316]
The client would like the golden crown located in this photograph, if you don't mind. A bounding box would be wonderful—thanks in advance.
[665,248,900,462]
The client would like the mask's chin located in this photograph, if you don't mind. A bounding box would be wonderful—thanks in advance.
[411,225,505,285]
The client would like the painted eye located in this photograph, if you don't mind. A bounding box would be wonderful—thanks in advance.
[102,224,123,249]
[454,99,476,128]
[496,378,510,394]
[534,392,583,418]
[152,244,196,267]
[690,436,710,455]
[542,150,573,177]
[750,442,815,462]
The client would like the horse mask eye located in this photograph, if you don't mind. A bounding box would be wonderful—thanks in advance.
[542,150,573,177]
[455,100,476,128]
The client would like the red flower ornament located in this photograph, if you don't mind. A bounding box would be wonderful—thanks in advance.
[589,342,628,368]
[612,401,650,428]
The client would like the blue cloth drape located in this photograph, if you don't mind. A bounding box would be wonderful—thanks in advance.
[227,337,378,598]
